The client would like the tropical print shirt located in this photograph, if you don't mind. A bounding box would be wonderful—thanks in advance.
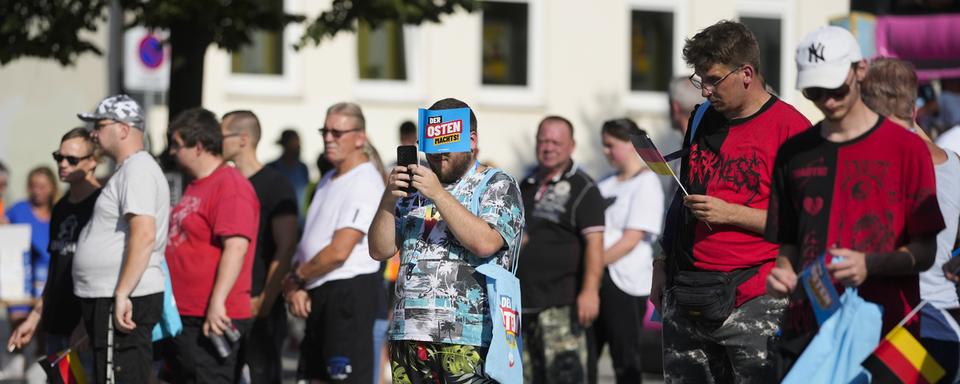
[389,166,524,347]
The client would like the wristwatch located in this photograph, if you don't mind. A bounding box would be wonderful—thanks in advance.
[288,270,306,289]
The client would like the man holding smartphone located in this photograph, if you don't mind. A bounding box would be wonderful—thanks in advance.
[283,102,385,383]
[369,98,524,383]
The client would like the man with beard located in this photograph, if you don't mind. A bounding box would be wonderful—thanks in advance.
[766,26,944,377]
[8,128,100,359]
[282,102,385,383]
[369,98,524,383]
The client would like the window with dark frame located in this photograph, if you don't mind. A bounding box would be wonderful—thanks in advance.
[630,10,673,92]
[231,1,285,75]
[482,1,529,86]
[742,16,782,94]
[358,20,408,81]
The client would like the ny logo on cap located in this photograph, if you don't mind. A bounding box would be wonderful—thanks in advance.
[808,42,825,63]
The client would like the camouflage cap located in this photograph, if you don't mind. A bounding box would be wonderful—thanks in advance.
[77,94,145,130]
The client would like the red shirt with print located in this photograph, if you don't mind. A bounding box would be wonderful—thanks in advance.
[673,97,810,306]
[166,165,260,319]
[766,117,944,334]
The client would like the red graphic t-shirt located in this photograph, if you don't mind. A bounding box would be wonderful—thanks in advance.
[166,165,260,319]
[766,117,944,334]
[670,96,810,306]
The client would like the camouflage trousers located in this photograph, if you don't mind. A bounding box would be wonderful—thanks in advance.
[522,305,589,384]
[389,340,496,384]
[662,292,787,384]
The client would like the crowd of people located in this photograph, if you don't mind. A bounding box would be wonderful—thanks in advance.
[0,18,959,384]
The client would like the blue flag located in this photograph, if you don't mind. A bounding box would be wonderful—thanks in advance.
[801,253,842,325]
[417,108,471,154]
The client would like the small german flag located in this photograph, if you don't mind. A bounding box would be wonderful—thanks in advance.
[862,325,945,384]
[629,134,676,177]
[39,349,87,384]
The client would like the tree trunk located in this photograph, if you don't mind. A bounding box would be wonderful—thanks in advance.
[161,22,212,172]
[167,22,213,122]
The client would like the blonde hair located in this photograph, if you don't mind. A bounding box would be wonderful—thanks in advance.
[363,140,387,183]
[862,58,917,122]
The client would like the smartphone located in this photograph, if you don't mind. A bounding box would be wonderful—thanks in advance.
[397,145,418,193]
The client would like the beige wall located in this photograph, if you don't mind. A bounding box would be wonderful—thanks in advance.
[201,0,850,184]
[0,30,109,203]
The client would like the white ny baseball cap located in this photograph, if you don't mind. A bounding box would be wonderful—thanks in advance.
[795,26,863,90]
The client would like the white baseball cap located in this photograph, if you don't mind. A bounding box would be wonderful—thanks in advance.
[795,26,863,90]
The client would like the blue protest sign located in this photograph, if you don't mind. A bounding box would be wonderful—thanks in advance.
[801,253,842,325]
[418,108,471,154]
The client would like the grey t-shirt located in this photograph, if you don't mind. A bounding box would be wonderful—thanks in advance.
[73,151,169,298]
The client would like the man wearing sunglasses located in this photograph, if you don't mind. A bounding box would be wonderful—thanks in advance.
[765,26,944,377]
[654,20,811,383]
[73,94,170,383]
[283,102,385,383]
[8,128,100,370]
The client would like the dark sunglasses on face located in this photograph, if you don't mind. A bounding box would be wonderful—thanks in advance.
[318,127,361,139]
[802,83,852,101]
[52,151,93,166]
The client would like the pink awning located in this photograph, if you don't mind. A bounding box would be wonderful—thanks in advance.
[876,14,960,81]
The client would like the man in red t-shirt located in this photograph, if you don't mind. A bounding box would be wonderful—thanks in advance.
[652,20,810,383]
[165,108,260,383]
[765,26,944,377]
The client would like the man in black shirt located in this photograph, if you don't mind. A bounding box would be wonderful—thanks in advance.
[221,111,299,383]
[8,128,100,355]
[517,115,605,383]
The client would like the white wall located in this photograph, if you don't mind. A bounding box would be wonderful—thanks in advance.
[0,30,109,203]
[200,0,851,185]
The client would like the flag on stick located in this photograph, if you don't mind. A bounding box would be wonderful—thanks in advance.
[630,133,688,196]
[39,348,87,384]
[862,300,946,384]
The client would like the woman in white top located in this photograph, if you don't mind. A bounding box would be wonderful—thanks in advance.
[593,118,664,383]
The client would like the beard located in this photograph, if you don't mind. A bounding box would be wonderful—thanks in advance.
[428,152,474,184]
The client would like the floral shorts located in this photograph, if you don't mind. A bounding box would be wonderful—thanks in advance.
[389,340,496,384]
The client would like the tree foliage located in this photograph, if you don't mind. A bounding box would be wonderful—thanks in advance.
[0,0,479,66]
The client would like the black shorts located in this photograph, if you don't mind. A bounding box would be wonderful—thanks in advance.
[297,271,380,382]
[80,293,163,384]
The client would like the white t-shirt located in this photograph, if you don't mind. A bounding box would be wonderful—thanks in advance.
[295,162,384,290]
[598,170,664,296]
[73,151,169,298]
[936,125,960,156]
[921,150,960,309]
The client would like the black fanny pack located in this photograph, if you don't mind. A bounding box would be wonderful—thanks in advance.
[671,265,761,322]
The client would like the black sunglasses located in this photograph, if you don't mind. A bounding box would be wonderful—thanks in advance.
[802,83,852,102]
[52,151,93,166]
[318,127,361,139]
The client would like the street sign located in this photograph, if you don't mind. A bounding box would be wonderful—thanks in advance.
[124,27,170,92]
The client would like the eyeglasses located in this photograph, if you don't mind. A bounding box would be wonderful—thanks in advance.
[802,70,854,102]
[52,151,93,166]
[689,65,745,91]
[318,127,361,139]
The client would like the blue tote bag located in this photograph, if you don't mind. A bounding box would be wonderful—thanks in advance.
[468,168,523,383]
[781,288,882,384]
[476,263,523,383]
[151,258,183,341]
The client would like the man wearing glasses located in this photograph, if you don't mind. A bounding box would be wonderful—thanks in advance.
[652,20,810,383]
[765,26,944,377]
[282,102,385,383]
[73,95,169,383]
